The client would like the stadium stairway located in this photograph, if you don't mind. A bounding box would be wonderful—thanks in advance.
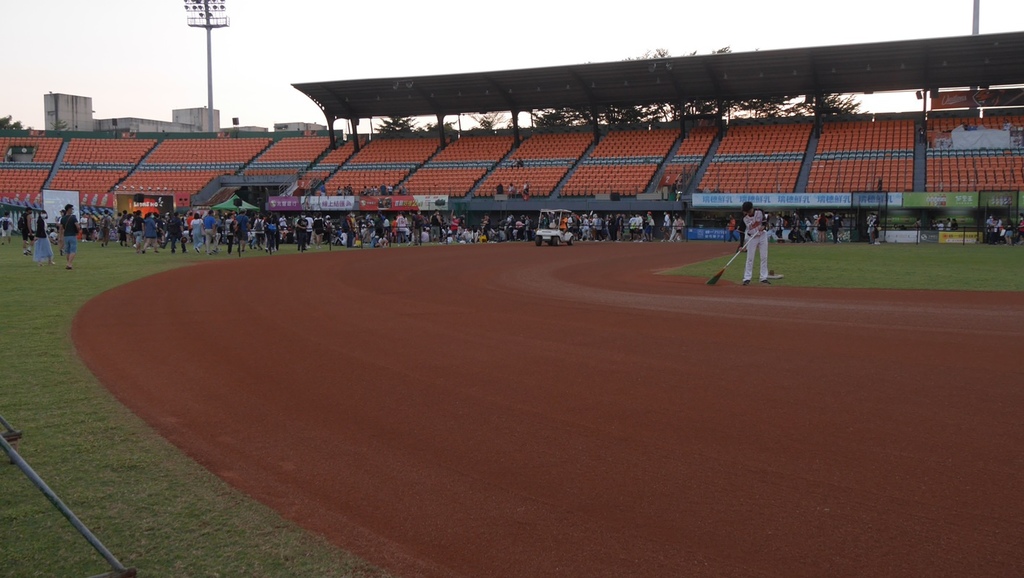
[685,132,722,195]
[42,140,70,190]
[646,135,685,197]
[193,179,228,206]
[794,128,820,193]
[465,144,519,200]
[550,138,599,199]
[116,144,161,193]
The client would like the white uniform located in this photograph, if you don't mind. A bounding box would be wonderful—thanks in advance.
[743,209,769,283]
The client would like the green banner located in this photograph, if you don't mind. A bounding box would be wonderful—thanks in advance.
[980,192,1020,208]
[901,192,978,208]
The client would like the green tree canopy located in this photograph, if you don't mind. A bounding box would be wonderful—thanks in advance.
[1,115,25,130]
[376,116,419,134]
[469,112,510,131]
[421,120,458,137]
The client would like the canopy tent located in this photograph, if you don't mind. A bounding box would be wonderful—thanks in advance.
[210,195,259,212]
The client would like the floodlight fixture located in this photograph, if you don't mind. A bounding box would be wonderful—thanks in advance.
[184,0,229,132]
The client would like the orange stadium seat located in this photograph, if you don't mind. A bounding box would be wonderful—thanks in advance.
[807,119,915,193]
[432,135,514,162]
[699,123,811,192]
[256,136,330,162]
[0,169,50,195]
[0,137,63,164]
[347,137,440,165]
[404,167,488,197]
[324,169,411,194]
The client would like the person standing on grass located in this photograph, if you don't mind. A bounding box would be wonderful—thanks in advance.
[189,212,205,254]
[265,214,278,253]
[59,204,79,270]
[234,209,249,257]
[140,212,159,253]
[816,213,828,243]
[741,201,769,286]
[294,214,308,252]
[0,211,13,245]
[130,210,144,253]
[167,212,184,254]
[32,211,54,266]
[832,213,843,244]
[203,211,218,255]
[99,212,112,247]
[19,210,34,255]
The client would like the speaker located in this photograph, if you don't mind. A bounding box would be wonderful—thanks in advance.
[133,193,144,203]
[233,197,242,207]
[610,193,621,201]
[112,118,118,128]
[232,117,239,126]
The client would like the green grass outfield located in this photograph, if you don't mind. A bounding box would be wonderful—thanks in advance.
[665,241,1024,291]
[0,242,388,577]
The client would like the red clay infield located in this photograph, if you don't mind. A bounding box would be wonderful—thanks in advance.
[73,243,1024,577]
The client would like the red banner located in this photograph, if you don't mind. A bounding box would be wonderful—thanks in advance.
[931,89,1024,110]
[357,195,422,212]
[115,193,175,215]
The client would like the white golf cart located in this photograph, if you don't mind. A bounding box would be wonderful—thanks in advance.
[534,209,575,246]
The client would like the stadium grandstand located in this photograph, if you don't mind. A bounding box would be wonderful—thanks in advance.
[2,31,1024,236]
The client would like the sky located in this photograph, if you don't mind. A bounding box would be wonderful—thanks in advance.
[4,0,1023,134]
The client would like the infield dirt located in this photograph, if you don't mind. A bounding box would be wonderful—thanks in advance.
[73,243,1024,577]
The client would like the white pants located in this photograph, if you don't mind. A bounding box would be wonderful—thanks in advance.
[743,232,769,282]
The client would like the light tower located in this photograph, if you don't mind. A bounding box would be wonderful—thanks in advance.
[184,0,229,132]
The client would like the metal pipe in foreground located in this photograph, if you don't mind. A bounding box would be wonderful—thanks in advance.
[0,431,136,578]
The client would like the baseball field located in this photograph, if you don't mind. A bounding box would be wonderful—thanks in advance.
[2,241,1023,577]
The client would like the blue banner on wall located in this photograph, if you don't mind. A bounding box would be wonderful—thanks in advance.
[692,193,852,208]
[687,228,728,241]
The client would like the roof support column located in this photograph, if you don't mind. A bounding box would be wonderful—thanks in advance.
[436,114,446,146]
[351,119,362,152]
[679,100,688,139]
[326,115,340,149]
[511,110,521,146]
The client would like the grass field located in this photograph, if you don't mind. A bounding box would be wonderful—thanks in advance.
[0,241,388,577]
[665,242,1024,291]
[2,239,1021,577]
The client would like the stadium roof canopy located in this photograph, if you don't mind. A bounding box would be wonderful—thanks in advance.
[294,32,1024,123]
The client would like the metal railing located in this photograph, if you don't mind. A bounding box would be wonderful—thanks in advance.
[0,415,136,578]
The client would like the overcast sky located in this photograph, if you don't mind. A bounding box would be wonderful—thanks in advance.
[4,0,1023,132]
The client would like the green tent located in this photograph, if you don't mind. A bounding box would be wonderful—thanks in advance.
[210,195,259,212]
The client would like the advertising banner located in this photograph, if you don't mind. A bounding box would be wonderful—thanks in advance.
[115,194,174,215]
[692,193,851,208]
[883,231,922,243]
[980,192,1020,208]
[413,194,449,212]
[938,232,982,244]
[686,228,727,241]
[851,192,904,207]
[901,192,977,208]
[930,88,1024,110]
[358,195,423,212]
[42,189,80,226]
[267,196,302,211]
[301,196,356,212]
[77,193,115,209]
